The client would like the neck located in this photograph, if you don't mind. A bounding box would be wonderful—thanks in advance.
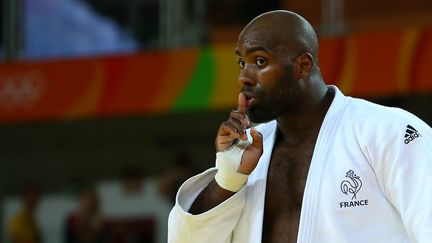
[276,82,333,144]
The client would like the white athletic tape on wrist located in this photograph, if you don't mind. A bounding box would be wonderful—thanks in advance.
[215,140,250,192]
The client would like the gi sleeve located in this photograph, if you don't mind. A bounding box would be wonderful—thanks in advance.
[167,168,246,243]
[371,121,432,243]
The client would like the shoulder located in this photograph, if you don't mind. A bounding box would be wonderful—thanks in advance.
[330,86,429,135]
[341,96,432,145]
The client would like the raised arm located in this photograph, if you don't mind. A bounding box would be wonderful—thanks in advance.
[168,93,264,243]
[190,92,263,214]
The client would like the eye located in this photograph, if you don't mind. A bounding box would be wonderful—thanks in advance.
[238,59,245,69]
[256,57,267,67]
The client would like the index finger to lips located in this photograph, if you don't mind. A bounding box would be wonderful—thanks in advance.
[230,110,249,128]
[238,92,247,113]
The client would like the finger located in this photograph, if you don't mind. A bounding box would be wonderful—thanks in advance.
[250,127,263,150]
[216,123,241,151]
[218,122,241,139]
[238,92,247,113]
[228,116,247,139]
[227,120,247,141]
[230,110,250,127]
[217,136,239,146]
[228,110,250,140]
[237,93,250,127]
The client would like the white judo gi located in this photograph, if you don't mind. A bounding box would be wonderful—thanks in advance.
[168,86,432,243]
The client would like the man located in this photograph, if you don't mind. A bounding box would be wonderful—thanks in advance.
[168,10,432,243]
[9,184,41,243]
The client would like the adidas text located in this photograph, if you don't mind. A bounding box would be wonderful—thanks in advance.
[404,132,420,144]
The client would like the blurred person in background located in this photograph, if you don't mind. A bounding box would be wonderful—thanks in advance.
[158,152,196,204]
[97,164,170,243]
[65,185,104,243]
[8,183,41,243]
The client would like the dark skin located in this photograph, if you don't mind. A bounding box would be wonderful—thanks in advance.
[190,10,334,243]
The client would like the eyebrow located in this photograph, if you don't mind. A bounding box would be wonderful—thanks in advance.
[235,46,271,56]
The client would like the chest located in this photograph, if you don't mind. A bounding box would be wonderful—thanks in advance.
[261,141,316,243]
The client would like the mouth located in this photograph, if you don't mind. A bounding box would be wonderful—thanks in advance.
[242,92,258,109]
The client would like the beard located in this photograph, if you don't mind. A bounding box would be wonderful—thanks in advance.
[246,95,280,123]
[245,66,300,124]
[247,87,298,123]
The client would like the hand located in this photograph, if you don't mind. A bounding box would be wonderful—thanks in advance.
[215,93,263,175]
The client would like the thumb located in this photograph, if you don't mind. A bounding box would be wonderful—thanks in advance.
[237,127,263,175]
[250,127,263,150]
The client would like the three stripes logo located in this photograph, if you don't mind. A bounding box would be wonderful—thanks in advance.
[404,125,421,144]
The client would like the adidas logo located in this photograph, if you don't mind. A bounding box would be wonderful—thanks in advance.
[404,125,421,144]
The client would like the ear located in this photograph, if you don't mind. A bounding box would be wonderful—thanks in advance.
[293,52,314,80]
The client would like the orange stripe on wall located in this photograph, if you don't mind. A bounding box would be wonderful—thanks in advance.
[97,52,170,116]
[0,59,102,122]
[97,56,128,114]
[338,37,357,94]
[318,37,345,85]
[152,48,200,112]
[410,28,432,91]
[210,44,240,109]
[63,62,105,119]
[397,28,421,94]
[349,31,403,97]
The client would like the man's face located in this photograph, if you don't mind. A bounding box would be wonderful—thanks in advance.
[235,32,300,123]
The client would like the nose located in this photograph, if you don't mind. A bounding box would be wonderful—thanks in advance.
[238,66,256,87]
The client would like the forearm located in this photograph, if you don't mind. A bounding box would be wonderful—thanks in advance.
[168,169,246,243]
[189,139,254,214]
[189,179,235,214]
